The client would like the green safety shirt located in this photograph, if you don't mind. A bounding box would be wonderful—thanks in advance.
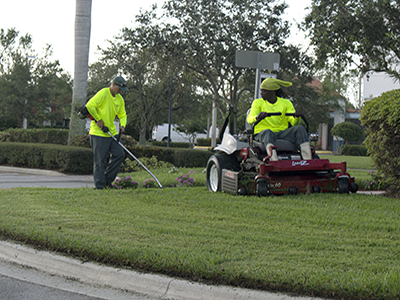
[86,87,127,137]
[247,97,301,135]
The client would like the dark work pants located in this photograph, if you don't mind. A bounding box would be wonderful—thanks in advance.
[255,125,310,149]
[90,135,125,189]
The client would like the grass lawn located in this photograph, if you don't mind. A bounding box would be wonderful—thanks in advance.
[1,155,396,300]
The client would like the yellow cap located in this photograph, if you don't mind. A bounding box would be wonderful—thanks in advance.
[260,78,292,91]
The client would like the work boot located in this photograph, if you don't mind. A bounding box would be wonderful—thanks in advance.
[300,142,312,160]
[266,143,279,161]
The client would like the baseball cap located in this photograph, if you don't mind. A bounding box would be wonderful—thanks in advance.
[111,76,129,92]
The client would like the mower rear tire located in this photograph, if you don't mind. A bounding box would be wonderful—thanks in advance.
[206,153,239,193]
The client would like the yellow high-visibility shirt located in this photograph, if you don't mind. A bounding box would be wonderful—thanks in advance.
[247,97,301,135]
[86,87,127,137]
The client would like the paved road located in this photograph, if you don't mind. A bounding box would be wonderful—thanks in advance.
[0,166,94,189]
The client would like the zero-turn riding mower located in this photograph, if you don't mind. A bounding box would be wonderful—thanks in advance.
[205,108,358,196]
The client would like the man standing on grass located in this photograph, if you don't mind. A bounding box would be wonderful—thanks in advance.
[86,76,128,189]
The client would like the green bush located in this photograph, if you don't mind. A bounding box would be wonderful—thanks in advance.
[341,144,368,156]
[69,134,136,149]
[0,114,18,131]
[331,122,364,155]
[0,142,93,174]
[196,137,221,146]
[360,89,400,197]
[0,128,69,145]
[150,141,192,148]
[122,156,174,173]
[129,146,212,168]
[0,142,212,174]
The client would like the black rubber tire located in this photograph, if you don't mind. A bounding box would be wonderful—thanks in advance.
[206,153,240,193]
[338,178,349,194]
[256,179,268,197]
[351,182,359,193]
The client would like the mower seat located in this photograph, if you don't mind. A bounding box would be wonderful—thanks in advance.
[254,139,296,154]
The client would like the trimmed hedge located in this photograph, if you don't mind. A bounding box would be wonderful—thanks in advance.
[0,142,93,174]
[341,144,368,156]
[0,128,69,145]
[360,89,400,197]
[126,146,213,169]
[0,142,213,174]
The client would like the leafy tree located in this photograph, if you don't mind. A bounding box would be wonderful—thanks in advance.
[331,121,363,155]
[161,0,290,130]
[95,12,210,145]
[0,28,71,128]
[304,0,400,80]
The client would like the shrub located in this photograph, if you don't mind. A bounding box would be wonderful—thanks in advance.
[122,156,174,173]
[0,128,69,145]
[176,170,197,187]
[331,122,364,155]
[150,141,192,148]
[196,137,221,146]
[0,142,93,174]
[360,89,400,197]
[112,175,139,189]
[70,135,91,148]
[142,178,157,188]
[0,114,18,131]
[341,144,368,156]
[361,170,389,191]
[70,134,136,149]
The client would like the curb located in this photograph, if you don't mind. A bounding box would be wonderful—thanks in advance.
[0,240,319,300]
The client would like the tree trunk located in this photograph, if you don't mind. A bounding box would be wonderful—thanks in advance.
[68,0,92,145]
[139,119,147,145]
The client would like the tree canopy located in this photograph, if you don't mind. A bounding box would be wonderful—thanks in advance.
[304,0,400,80]
[0,28,71,129]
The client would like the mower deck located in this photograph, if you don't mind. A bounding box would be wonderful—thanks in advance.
[220,158,357,196]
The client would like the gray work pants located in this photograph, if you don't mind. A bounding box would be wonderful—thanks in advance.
[255,125,310,149]
[90,135,125,189]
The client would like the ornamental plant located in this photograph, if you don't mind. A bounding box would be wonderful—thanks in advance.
[176,171,196,187]
[142,178,157,188]
[361,171,388,191]
[113,176,138,189]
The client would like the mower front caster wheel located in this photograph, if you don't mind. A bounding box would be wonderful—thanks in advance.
[256,179,268,197]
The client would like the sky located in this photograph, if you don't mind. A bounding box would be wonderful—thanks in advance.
[1,0,311,75]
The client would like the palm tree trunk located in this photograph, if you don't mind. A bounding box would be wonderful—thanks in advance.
[68,0,92,145]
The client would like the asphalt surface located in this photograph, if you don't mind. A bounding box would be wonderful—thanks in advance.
[0,166,94,189]
[0,165,384,299]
